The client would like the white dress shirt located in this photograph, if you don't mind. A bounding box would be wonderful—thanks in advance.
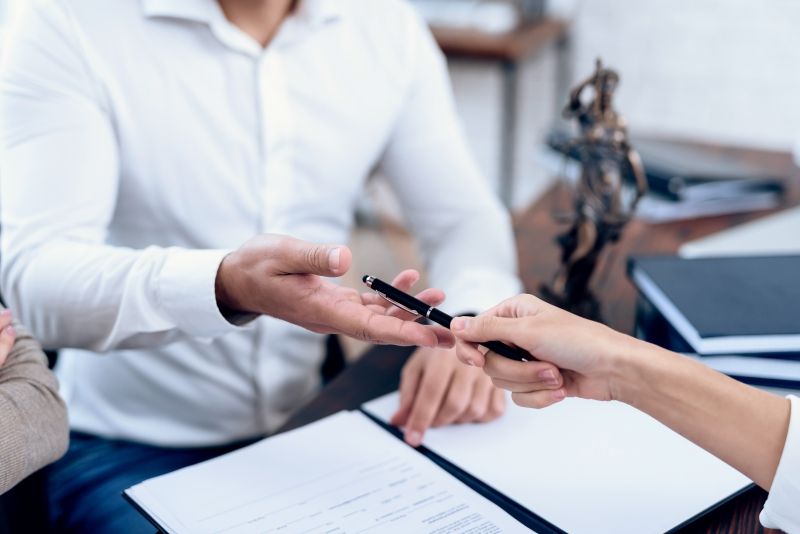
[0,0,521,446]
[760,395,800,532]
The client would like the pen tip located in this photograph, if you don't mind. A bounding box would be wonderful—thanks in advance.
[362,275,369,283]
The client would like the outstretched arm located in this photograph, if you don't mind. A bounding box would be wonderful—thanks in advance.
[451,295,792,491]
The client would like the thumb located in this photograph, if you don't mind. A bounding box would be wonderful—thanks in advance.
[276,238,352,277]
[451,315,519,344]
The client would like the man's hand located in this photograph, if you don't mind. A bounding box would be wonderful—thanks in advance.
[215,234,453,347]
[0,310,16,367]
[390,346,506,447]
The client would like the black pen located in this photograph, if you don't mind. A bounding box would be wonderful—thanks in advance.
[362,275,531,362]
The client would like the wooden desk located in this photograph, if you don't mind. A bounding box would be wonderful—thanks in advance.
[431,19,569,62]
[431,19,571,207]
[281,142,798,533]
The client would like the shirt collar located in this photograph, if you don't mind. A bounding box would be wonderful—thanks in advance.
[141,0,344,27]
[141,0,222,24]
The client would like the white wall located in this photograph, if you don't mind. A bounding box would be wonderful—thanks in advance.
[448,50,560,210]
[569,0,800,149]
[448,0,800,210]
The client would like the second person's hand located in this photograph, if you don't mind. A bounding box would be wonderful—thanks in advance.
[450,294,643,408]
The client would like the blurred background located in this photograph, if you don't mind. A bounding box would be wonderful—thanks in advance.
[3,0,797,358]
[394,0,800,210]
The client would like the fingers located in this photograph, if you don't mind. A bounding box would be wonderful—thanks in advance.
[480,388,507,423]
[483,352,562,386]
[0,310,12,331]
[431,368,474,428]
[389,269,420,292]
[455,338,487,368]
[451,314,525,346]
[361,287,446,320]
[454,376,493,424]
[430,326,455,348]
[403,363,452,446]
[391,356,423,427]
[512,389,566,409]
[384,288,445,318]
[276,237,352,277]
[0,311,16,367]
[333,303,440,347]
[482,294,547,320]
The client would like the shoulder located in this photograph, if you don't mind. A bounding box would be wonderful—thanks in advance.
[6,0,140,50]
[336,0,440,83]
[15,0,140,26]
[341,0,427,46]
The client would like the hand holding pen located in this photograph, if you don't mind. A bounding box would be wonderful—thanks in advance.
[363,275,532,362]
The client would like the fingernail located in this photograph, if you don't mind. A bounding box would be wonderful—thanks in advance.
[551,389,566,401]
[328,248,341,270]
[466,359,475,367]
[451,317,470,331]
[406,431,422,447]
[4,326,15,337]
[0,309,10,317]
[538,369,555,381]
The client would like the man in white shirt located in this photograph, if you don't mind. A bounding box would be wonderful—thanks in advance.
[0,0,522,531]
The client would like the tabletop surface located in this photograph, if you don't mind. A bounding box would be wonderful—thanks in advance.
[280,140,799,533]
[431,18,569,61]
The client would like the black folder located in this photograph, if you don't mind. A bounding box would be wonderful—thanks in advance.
[628,255,800,355]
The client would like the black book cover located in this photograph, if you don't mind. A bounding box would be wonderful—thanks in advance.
[629,255,800,339]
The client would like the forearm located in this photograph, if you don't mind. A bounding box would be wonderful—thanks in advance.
[0,325,68,494]
[617,342,791,489]
[3,239,235,350]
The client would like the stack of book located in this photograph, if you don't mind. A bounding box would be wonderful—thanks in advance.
[629,255,800,389]
[544,132,788,223]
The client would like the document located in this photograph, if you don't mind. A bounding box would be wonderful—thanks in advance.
[364,392,752,534]
[125,411,528,534]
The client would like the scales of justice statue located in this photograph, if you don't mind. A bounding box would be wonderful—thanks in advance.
[540,59,648,320]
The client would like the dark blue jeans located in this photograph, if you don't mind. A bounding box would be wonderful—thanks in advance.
[47,431,256,533]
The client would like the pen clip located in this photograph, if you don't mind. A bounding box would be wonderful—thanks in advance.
[375,291,420,317]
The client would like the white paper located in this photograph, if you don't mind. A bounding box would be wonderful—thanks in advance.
[364,392,752,534]
[125,411,529,534]
[679,206,800,258]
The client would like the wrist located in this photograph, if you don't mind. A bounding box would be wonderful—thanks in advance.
[606,332,670,407]
[215,253,242,313]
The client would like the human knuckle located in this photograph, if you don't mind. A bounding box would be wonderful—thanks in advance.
[272,235,291,250]
[490,377,505,389]
[486,403,503,419]
[303,246,321,270]
[511,393,543,409]
[443,395,467,416]
[464,403,485,420]
[524,363,543,382]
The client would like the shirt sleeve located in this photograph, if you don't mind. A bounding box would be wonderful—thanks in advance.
[378,8,522,315]
[0,1,243,351]
[760,395,800,532]
[0,319,68,494]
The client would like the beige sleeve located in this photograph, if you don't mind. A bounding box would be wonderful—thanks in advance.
[0,319,69,494]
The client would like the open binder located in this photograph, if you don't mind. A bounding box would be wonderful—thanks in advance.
[125,392,752,534]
